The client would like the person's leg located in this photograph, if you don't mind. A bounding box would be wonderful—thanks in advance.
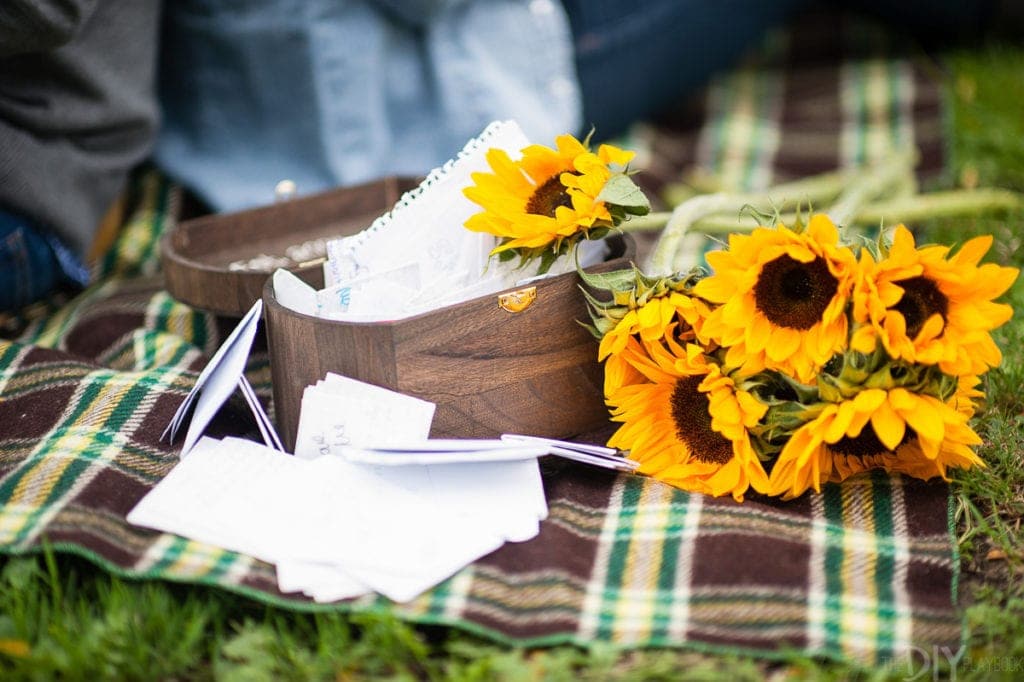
[561,0,810,139]
[0,209,86,313]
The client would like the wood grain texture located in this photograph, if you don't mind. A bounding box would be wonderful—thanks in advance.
[161,177,418,316]
[264,236,634,449]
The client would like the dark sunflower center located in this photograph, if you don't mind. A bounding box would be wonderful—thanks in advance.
[753,254,838,331]
[892,276,948,339]
[829,426,916,458]
[669,375,734,465]
[526,174,574,218]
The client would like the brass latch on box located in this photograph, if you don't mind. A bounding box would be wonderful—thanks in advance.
[498,286,537,313]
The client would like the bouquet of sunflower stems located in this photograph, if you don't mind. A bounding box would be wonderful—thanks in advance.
[582,213,1019,501]
[463,132,1020,502]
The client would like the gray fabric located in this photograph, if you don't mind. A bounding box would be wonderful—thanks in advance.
[0,0,161,257]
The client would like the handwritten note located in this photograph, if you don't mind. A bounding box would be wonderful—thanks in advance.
[293,373,435,458]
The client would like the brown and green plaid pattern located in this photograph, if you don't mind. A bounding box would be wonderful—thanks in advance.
[639,12,945,196]
[628,12,946,273]
[0,14,962,666]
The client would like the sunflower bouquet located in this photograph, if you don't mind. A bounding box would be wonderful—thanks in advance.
[462,130,1019,502]
[582,213,1018,501]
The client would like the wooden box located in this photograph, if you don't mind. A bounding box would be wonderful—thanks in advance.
[161,176,630,451]
[264,235,632,451]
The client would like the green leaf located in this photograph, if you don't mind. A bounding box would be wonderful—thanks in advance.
[576,266,640,292]
[596,173,651,215]
[536,248,559,275]
[607,205,627,224]
[577,283,612,310]
[576,317,605,341]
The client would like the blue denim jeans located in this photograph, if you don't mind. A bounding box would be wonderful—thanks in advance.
[0,209,88,312]
[563,0,806,137]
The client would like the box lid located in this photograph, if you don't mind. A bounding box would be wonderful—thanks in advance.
[160,176,419,316]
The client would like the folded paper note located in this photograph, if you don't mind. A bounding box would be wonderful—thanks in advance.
[293,372,436,458]
[341,437,640,471]
[163,300,282,455]
[501,434,641,472]
[339,440,551,465]
[148,288,641,603]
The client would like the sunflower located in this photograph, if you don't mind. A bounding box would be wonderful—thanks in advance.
[606,336,770,501]
[602,333,648,396]
[766,385,984,499]
[951,374,984,417]
[462,134,635,269]
[693,214,858,384]
[598,290,711,395]
[598,290,709,358]
[851,225,1019,376]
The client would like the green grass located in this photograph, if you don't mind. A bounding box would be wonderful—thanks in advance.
[3,42,1024,682]
[938,43,1024,682]
[0,551,771,681]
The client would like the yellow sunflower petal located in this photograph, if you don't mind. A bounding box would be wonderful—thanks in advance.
[597,143,635,167]
[870,397,906,451]
[824,401,856,443]
[951,234,993,267]
[891,390,945,451]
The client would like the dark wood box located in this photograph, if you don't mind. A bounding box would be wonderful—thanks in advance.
[160,176,629,450]
[264,234,632,450]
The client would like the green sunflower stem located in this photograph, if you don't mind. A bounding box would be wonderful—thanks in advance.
[629,150,1024,276]
[852,187,1024,224]
[647,194,745,275]
[680,188,1024,233]
[826,150,917,226]
[645,169,859,275]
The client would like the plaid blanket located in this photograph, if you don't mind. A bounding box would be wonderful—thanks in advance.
[0,12,962,667]
[636,8,945,198]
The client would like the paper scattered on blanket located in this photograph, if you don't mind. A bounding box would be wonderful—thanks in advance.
[128,433,549,603]
[138,365,638,603]
[272,119,609,322]
[134,371,551,603]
